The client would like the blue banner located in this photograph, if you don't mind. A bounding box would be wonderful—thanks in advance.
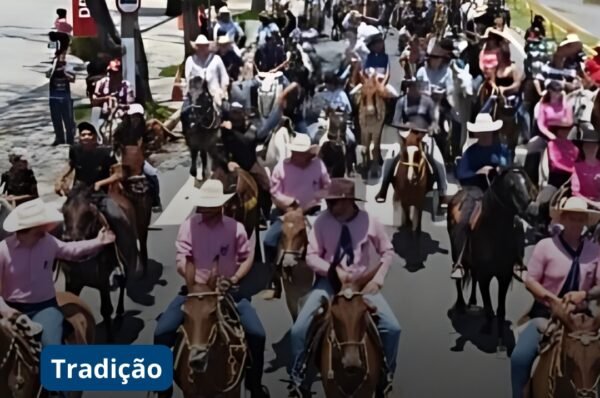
[41,345,173,391]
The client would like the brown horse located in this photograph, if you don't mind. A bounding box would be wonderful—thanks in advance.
[171,263,247,398]
[477,79,520,151]
[528,309,600,398]
[0,292,94,398]
[393,132,433,246]
[310,264,384,398]
[319,110,351,178]
[354,72,389,179]
[59,185,129,342]
[274,207,314,321]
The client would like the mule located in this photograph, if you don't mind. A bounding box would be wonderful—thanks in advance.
[183,76,221,180]
[59,186,131,342]
[171,265,247,398]
[393,132,433,251]
[528,310,600,398]
[318,110,352,178]
[448,168,536,350]
[0,291,94,398]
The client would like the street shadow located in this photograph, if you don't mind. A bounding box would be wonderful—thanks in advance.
[392,227,448,273]
[447,308,516,356]
[95,310,145,344]
[265,330,291,374]
[126,259,167,306]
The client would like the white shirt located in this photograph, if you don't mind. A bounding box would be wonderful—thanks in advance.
[185,54,229,98]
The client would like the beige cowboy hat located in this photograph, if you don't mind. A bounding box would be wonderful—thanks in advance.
[217,35,233,45]
[550,196,600,225]
[218,6,231,14]
[3,198,64,233]
[191,34,211,48]
[320,178,365,201]
[127,103,145,116]
[559,33,581,47]
[467,113,503,133]
[481,27,511,41]
[194,179,234,208]
[287,134,314,152]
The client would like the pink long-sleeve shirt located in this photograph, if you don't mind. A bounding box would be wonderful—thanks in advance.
[572,161,600,201]
[270,158,331,208]
[306,210,394,286]
[536,100,573,140]
[0,234,105,304]
[547,138,579,174]
[176,214,249,284]
[527,236,600,297]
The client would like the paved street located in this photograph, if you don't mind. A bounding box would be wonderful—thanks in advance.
[538,0,600,38]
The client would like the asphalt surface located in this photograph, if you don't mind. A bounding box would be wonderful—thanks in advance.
[61,25,534,398]
[538,0,600,38]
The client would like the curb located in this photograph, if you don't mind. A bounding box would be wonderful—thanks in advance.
[524,0,597,54]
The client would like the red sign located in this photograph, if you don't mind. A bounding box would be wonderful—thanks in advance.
[72,0,97,37]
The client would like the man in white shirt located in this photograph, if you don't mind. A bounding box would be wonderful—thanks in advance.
[213,7,245,56]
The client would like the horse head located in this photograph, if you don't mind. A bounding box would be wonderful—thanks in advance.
[278,207,308,275]
[187,76,218,131]
[114,112,146,148]
[399,132,426,184]
[359,71,386,116]
[490,167,537,217]
[326,109,347,142]
[451,60,474,97]
[182,258,222,374]
[62,186,103,242]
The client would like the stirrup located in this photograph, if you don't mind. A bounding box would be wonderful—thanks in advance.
[451,265,465,280]
[375,193,387,203]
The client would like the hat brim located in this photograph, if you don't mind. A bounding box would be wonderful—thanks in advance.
[195,193,234,208]
[323,195,366,202]
[287,144,314,152]
[559,38,581,47]
[3,206,63,233]
[467,119,503,133]
[191,41,211,48]
[550,207,600,225]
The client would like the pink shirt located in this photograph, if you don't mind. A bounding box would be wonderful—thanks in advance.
[536,100,573,139]
[54,18,73,35]
[527,236,600,296]
[548,138,579,174]
[270,158,331,208]
[572,161,600,201]
[306,209,394,286]
[176,214,249,284]
[0,234,104,304]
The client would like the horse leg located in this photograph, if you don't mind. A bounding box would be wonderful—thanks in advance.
[496,275,511,352]
[190,148,198,178]
[478,273,495,335]
[454,279,467,312]
[99,288,115,342]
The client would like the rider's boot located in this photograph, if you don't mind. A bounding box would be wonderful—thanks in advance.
[375,156,400,202]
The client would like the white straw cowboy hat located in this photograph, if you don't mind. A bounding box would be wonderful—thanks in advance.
[467,113,503,133]
[9,147,30,163]
[550,196,600,225]
[559,33,581,47]
[4,198,64,233]
[217,35,233,45]
[287,134,313,152]
[218,6,231,14]
[191,34,211,48]
[127,103,145,115]
[194,179,234,208]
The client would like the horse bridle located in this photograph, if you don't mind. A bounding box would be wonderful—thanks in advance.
[177,291,247,393]
[0,317,41,395]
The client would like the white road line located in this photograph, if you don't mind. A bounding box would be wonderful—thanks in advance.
[152,176,199,227]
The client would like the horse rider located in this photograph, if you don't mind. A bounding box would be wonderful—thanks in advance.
[219,102,272,223]
[0,198,114,345]
[511,196,600,398]
[182,34,230,129]
[153,180,269,398]
[254,30,288,74]
[377,92,449,205]
[451,113,511,279]
[570,122,600,206]
[56,122,139,277]
[279,0,298,40]
[287,178,401,398]
[213,6,245,55]
[1,148,39,207]
[217,35,243,82]
[534,37,580,94]
[363,32,400,97]
[92,56,134,124]
[257,10,280,48]
[524,14,546,41]
[559,33,586,73]
[263,134,331,297]
[256,81,308,140]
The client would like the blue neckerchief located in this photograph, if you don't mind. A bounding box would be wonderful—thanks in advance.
[557,234,584,297]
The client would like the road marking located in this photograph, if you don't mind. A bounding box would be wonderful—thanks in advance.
[152,176,199,227]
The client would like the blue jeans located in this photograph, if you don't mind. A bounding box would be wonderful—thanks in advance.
[8,299,64,346]
[511,321,542,398]
[257,105,308,142]
[289,278,401,386]
[154,288,266,391]
[49,88,74,144]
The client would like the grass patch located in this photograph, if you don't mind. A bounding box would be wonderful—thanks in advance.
[508,0,532,32]
[74,104,91,123]
[234,10,260,21]
[159,64,180,78]
[145,102,176,122]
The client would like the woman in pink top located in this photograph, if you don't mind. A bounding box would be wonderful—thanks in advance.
[511,196,600,398]
[0,199,114,346]
[536,80,574,141]
[570,123,600,202]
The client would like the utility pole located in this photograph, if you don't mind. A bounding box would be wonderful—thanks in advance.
[116,0,142,96]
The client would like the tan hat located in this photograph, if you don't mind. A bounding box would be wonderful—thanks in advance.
[3,199,63,233]
[287,134,313,152]
[559,33,581,47]
[127,103,145,116]
[218,6,230,14]
[550,196,600,225]
[217,35,233,45]
[191,34,211,48]
[320,178,365,201]
[467,113,503,133]
[194,179,234,208]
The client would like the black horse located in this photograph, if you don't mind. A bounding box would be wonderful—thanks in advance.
[448,167,536,351]
[318,110,353,177]
[182,76,221,180]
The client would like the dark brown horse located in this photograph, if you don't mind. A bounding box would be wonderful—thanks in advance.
[0,292,94,398]
[59,185,131,342]
[528,309,600,398]
[309,264,384,397]
[477,79,520,152]
[448,168,536,350]
[318,110,351,178]
[171,261,247,398]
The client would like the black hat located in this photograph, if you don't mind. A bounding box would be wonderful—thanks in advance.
[57,8,67,18]
[365,33,384,47]
[77,122,98,136]
[568,123,600,143]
